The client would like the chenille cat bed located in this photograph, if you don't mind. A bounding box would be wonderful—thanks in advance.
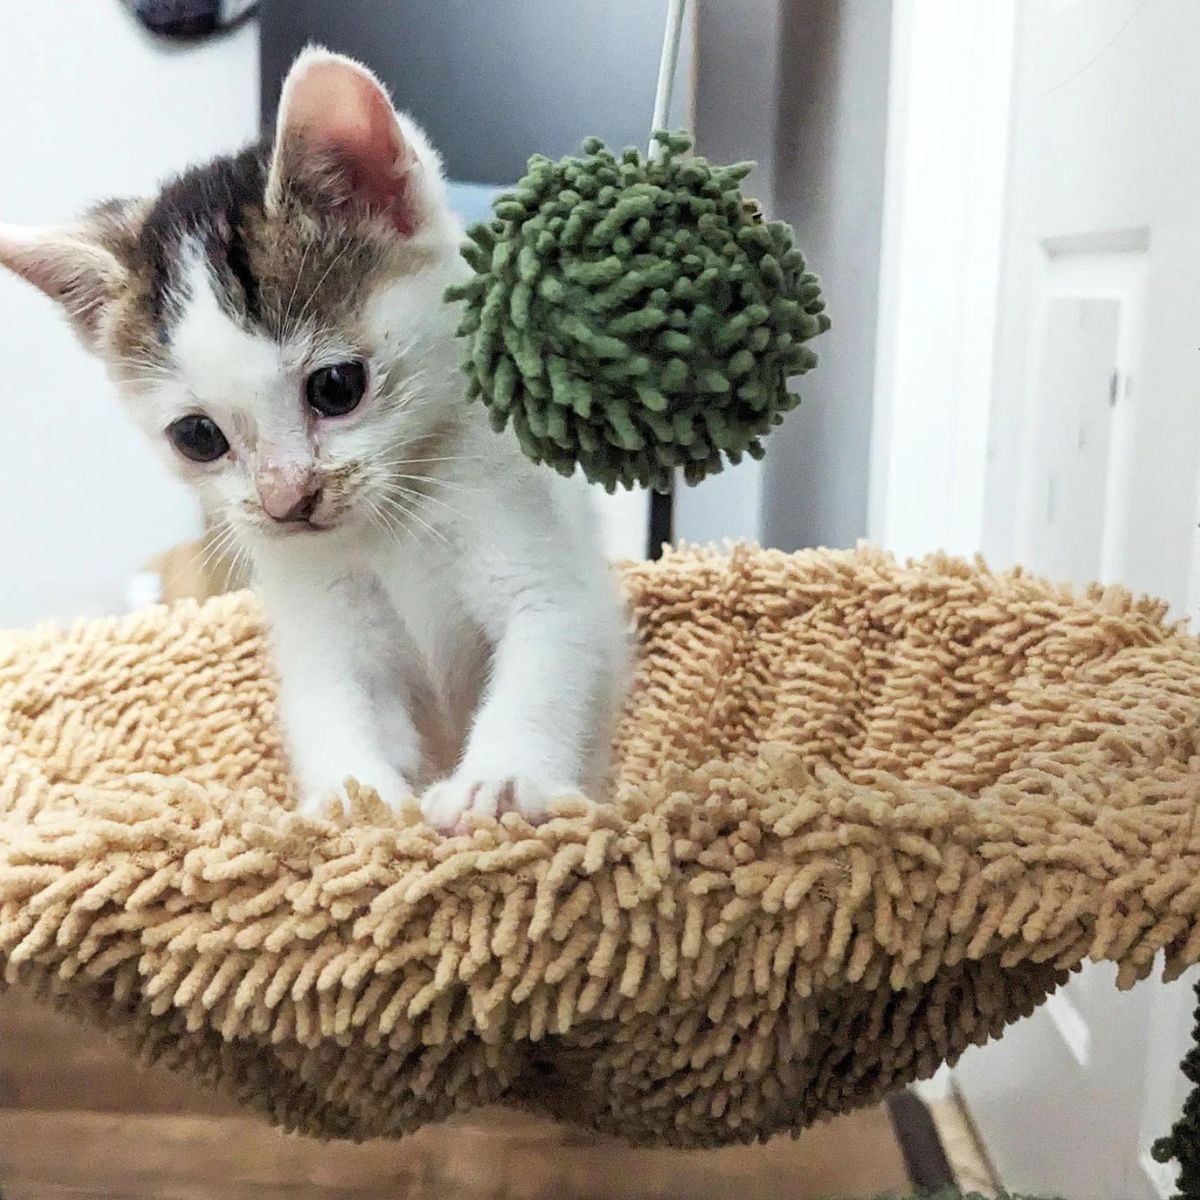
[2,544,1200,1149]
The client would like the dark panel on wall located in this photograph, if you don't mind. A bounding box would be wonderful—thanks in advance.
[260,0,684,184]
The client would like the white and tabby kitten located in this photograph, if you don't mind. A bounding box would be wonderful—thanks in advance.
[0,48,629,831]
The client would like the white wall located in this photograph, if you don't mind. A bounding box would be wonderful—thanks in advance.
[867,0,1016,561]
[0,5,258,627]
[679,0,894,554]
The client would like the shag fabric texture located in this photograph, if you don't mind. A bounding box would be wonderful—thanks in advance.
[1,544,1200,1147]
[445,133,830,492]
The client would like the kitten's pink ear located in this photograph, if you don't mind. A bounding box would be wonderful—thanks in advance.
[266,47,445,237]
[0,222,128,349]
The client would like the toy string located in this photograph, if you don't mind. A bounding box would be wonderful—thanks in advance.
[646,0,687,556]
[649,0,687,160]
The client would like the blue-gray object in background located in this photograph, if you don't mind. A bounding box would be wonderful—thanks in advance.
[445,183,505,228]
[123,0,257,38]
[259,0,691,187]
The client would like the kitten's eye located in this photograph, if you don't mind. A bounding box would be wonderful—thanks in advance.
[306,361,367,417]
[167,414,229,463]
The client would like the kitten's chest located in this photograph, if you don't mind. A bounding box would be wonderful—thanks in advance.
[374,555,484,691]
[334,554,486,782]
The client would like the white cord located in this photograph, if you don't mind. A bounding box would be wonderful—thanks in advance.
[647,0,689,532]
[648,0,688,160]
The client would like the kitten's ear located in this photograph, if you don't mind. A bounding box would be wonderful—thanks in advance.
[266,46,446,237]
[0,216,131,349]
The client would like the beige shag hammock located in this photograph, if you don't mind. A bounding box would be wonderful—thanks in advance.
[1,544,1199,1147]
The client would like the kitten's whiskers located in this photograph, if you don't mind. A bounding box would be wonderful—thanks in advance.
[378,478,467,524]
[376,490,450,547]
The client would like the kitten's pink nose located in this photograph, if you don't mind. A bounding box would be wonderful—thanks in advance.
[257,466,322,523]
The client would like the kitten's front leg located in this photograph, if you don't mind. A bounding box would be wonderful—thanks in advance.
[278,663,415,816]
[422,538,625,832]
[261,571,419,815]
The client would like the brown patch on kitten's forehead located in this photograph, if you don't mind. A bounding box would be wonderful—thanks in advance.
[241,209,433,343]
[101,141,440,371]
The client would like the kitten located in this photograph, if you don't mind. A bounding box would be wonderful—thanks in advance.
[0,48,629,831]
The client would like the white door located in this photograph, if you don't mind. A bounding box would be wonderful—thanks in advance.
[955,2,1200,1197]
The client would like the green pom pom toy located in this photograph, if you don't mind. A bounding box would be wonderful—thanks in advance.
[445,132,830,492]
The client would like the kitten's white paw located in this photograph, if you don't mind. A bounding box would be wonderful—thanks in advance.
[420,774,571,833]
[295,764,413,817]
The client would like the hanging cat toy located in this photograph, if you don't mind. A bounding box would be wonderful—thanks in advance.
[445,0,829,538]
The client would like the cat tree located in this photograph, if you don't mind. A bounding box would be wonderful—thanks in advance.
[2,544,1198,1193]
